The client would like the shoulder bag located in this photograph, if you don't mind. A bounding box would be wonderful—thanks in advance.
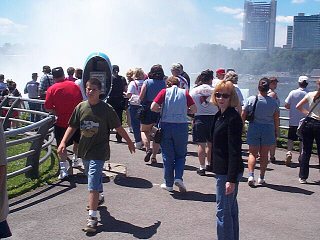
[245,95,258,122]
[296,98,320,139]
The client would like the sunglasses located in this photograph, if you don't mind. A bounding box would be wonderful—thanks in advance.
[215,92,231,99]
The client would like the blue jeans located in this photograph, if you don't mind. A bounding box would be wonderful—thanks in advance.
[28,101,41,122]
[129,105,142,143]
[299,117,320,179]
[160,122,188,187]
[83,159,105,192]
[216,173,242,240]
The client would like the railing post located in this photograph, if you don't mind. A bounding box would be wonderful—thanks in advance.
[25,115,55,179]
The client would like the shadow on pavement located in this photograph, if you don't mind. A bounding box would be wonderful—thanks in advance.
[257,183,315,195]
[171,191,216,202]
[114,176,153,189]
[86,206,161,239]
[9,181,76,213]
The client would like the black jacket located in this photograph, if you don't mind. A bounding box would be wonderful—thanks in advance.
[211,107,244,182]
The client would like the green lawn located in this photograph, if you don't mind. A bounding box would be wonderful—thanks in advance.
[7,137,59,199]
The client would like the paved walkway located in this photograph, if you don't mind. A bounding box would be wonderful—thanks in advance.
[7,133,320,240]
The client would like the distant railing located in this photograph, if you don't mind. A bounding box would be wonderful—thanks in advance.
[1,96,56,179]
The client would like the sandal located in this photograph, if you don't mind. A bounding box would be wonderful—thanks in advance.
[151,157,157,164]
[144,149,152,162]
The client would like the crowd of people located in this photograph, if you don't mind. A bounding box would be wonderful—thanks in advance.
[0,63,319,239]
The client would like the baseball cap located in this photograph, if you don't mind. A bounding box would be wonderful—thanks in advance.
[216,68,225,75]
[52,67,64,78]
[298,76,308,83]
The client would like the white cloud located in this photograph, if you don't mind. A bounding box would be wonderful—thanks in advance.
[213,6,244,20]
[0,18,27,36]
[291,0,305,3]
[276,16,294,24]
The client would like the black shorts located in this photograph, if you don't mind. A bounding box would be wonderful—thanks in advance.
[192,115,214,143]
[54,125,80,146]
[0,220,12,238]
[288,126,299,141]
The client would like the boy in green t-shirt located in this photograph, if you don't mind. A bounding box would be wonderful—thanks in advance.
[58,78,135,233]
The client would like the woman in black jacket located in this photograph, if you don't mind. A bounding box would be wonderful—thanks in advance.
[210,80,244,240]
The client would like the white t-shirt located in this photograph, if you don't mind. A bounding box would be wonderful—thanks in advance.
[127,79,144,95]
[189,84,218,116]
[234,85,244,106]
[285,88,308,126]
[306,91,320,121]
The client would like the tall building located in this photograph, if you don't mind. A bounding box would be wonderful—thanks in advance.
[283,26,293,49]
[241,0,277,51]
[292,13,320,50]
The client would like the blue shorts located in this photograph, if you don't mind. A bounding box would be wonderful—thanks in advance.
[83,159,105,192]
[192,115,214,143]
[247,122,276,146]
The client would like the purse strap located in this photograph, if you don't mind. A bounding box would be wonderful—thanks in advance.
[133,80,141,94]
[305,98,320,118]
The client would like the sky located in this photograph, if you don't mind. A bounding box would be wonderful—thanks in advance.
[0,0,319,90]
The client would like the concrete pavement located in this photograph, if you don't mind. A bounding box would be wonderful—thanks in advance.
[7,133,320,240]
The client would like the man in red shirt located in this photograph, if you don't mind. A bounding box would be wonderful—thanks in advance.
[45,67,83,180]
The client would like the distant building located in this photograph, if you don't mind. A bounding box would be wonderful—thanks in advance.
[293,13,320,50]
[283,26,293,49]
[241,0,277,52]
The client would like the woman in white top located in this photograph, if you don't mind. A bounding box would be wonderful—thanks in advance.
[126,68,145,149]
[296,79,320,184]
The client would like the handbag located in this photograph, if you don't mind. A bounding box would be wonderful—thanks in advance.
[246,95,258,122]
[135,105,146,120]
[296,99,320,138]
[150,125,162,144]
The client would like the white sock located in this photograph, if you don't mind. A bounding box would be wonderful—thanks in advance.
[88,210,97,218]
[200,165,206,170]
[99,193,104,200]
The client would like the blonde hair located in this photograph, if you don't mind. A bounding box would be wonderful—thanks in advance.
[126,68,134,80]
[210,80,239,107]
[133,68,145,80]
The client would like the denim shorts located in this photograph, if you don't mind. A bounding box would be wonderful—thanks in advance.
[83,159,105,192]
[247,122,276,146]
[192,115,214,143]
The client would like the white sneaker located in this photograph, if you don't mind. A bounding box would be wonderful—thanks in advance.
[174,179,187,192]
[134,141,143,150]
[160,183,173,192]
[285,152,292,166]
[58,161,70,180]
[247,176,255,186]
[82,216,98,233]
[258,177,265,184]
[299,178,307,184]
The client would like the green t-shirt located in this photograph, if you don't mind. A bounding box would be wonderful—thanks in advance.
[69,100,121,161]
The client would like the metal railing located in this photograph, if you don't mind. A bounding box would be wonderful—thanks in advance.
[1,96,56,179]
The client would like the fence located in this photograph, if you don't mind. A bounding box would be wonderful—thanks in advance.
[1,96,56,179]
[1,95,293,179]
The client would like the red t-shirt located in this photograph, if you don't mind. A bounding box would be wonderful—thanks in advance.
[44,80,83,128]
[153,88,195,107]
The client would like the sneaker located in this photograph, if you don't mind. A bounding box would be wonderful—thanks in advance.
[134,141,143,150]
[160,183,173,192]
[82,216,98,233]
[299,178,307,184]
[205,165,213,172]
[71,154,81,168]
[247,176,255,186]
[258,177,265,184]
[144,149,152,162]
[196,169,206,176]
[270,157,276,163]
[86,195,105,211]
[58,161,70,180]
[174,179,187,193]
[285,152,292,166]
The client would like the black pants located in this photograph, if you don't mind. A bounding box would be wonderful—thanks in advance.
[0,220,12,238]
[299,117,320,179]
[114,108,124,142]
